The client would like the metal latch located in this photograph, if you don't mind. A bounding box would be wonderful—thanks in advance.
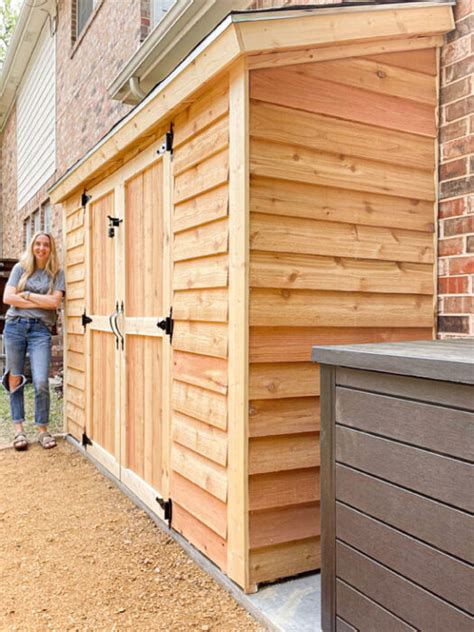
[107,216,123,238]
[157,307,173,341]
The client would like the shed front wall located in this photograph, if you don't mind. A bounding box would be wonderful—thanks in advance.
[247,48,438,585]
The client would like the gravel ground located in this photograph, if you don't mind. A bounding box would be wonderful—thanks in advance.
[0,382,63,448]
[0,441,264,631]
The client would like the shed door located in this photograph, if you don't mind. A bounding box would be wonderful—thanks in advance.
[85,190,121,477]
[119,152,172,510]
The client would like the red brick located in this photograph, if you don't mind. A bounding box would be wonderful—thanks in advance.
[447,15,474,44]
[437,315,470,333]
[442,296,474,314]
[442,35,471,66]
[449,256,474,274]
[441,77,472,105]
[440,158,468,181]
[443,215,474,237]
[445,55,474,83]
[439,198,466,219]
[438,237,465,256]
[442,134,474,160]
[445,96,474,122]
[438,275,469,294]
[440,176,474,199]
[470,115,474,133]
[440,119,468,144]
[454,0,473,21]
[467,236,474,252]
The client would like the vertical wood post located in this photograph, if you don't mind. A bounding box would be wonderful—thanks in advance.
[227,60,251,591]
[320,364,336,632]
[61,202,68,434]
[116,182,126,470]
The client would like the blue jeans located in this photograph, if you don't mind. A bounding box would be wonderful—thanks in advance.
[2,317,51,426]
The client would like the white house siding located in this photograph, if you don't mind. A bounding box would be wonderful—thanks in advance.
[17,21,56,210]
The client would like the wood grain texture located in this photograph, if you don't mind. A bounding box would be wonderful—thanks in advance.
[249,362,320,399]
[249,502,320,548]
[250,289,434,328]
[336,387,474,460]
[173,184,228,233]
[249,434,320,475]
[173,254,228,291]
[174,148,228,204]
[172,412,227,466]
[336,503,473,613]
[336,542,472,631]
[250,213,434,264]
[172,380,227,431]
[336,465,473,563]
[336,427,473,512]
[250,138,434,201]
[173,218,228,262]
[250,100,435,169]
[173,288,228,323]
[250,327,433,363]
[367,48,438,76]
[249,536,320,584]
[172,351,227,395]
[250,252,433,294]
[249,468,320,511]
[250,176,434,232]
[171,442,227,502]
[250,66,436,137]
[173,321,228,359]
[249,397,319,438]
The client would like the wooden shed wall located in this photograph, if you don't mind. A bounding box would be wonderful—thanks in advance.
[169,79,231,572]
[63,195,87,439]
[247,49,438,585]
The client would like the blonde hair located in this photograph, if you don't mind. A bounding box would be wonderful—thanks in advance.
[18,232,60,293]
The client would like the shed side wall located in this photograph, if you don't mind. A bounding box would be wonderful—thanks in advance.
[248,49,438,585]
[169,79,230,572]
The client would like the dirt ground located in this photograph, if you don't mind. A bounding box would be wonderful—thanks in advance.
[0,441,264,631]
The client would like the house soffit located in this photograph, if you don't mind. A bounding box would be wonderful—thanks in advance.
[49,1,455,204]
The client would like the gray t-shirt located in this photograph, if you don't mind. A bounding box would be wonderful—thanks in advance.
[6,263,65,328]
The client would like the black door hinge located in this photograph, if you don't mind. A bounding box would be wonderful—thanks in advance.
[82,310,93,329]
[157,125,174,156]
[157,307,173,341]
[156,497,172,525]
[81,192,91,208]
[82,432,92,448]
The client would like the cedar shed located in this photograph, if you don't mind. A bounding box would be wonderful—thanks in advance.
[50,3,454,592]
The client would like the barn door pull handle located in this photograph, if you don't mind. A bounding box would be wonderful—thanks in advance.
[109,302,119,349]
[115,302,125,351]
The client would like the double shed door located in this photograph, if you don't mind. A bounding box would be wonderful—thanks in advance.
[85,146,172,516]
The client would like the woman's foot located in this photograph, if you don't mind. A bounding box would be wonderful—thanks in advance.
[38,431,57,449]
[13,432,28,451]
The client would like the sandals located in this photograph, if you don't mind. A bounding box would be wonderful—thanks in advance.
[38,431,57,450]
[13,432,28,451]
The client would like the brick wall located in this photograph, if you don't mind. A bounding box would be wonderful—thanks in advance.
[438,0,474,338]
[1,109,18,258]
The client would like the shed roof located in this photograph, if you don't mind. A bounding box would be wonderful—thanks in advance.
[49,1,454,205]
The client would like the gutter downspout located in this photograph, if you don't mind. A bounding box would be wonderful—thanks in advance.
[129,76,146,101]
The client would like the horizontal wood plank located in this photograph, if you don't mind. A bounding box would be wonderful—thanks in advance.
[173,351,227,395]
[171,442,227,502]
[250,251,433,294]
[250,502,320,548]
[250,213,434,264]
[173,288,228,323]
[250,536,320,584]
[173,321,228,359]
[173,184,228,233]
[173,114,228,176]
[336,465,473,563]
[250,67,436,137]
[173,254,228,290]
[250,289,434,328]
[250,327,433,363]
[172,379,227,431]
[249,362,320,399]
[367,48,437,76]
[249,397,320,438]
[173,218,228,262]
[336,427,473,512]
[174,148,228,204]
[249,434,320,475]
[336,388,474,460]
[172,412,227,466]
[250,100,434,169]
[249,468,320,511]
[250,176,435,232]
[250,139,434,201]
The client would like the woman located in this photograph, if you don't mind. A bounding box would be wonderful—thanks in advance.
[2,232,65,450]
